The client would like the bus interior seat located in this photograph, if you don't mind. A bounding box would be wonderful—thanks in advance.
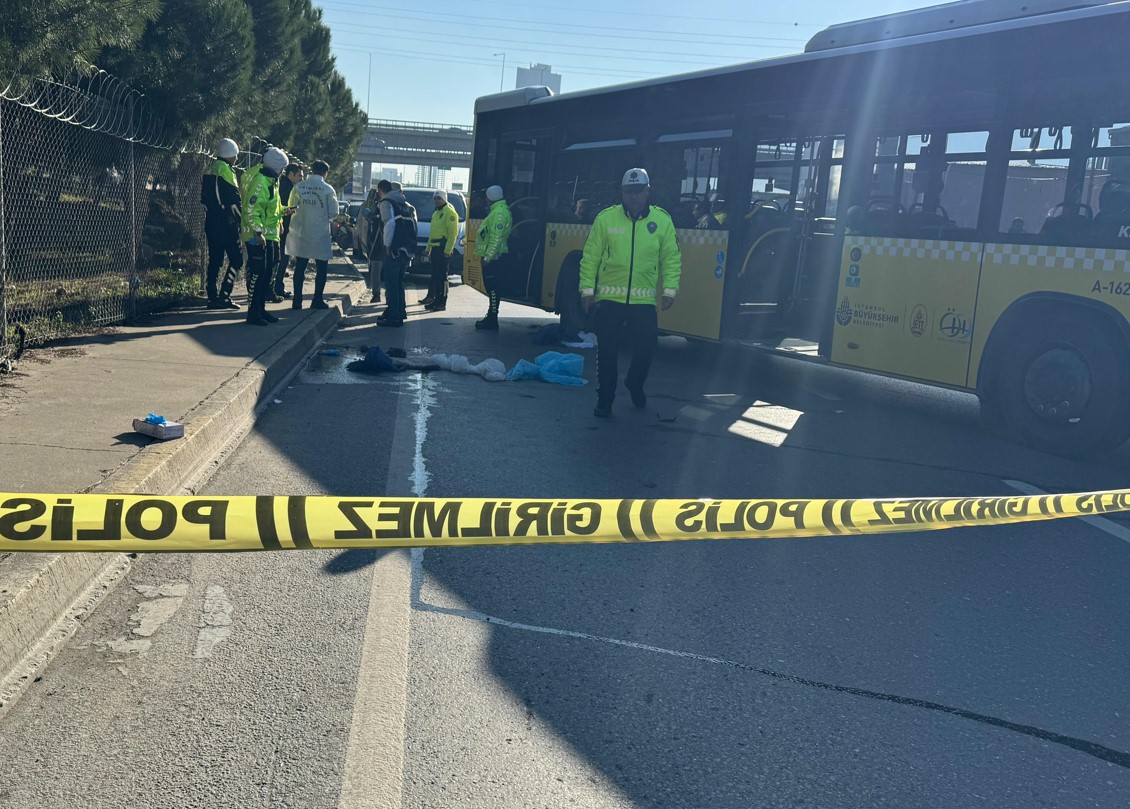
[1040,203,1094,240]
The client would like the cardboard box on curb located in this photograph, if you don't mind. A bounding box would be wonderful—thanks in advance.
[132,418,184,440]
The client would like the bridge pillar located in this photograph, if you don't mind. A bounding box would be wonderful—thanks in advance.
[361,161,373,193]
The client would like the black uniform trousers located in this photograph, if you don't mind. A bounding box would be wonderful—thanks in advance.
[204,217,243,301]
[245,240,279,320]
[592,301,658,405]
[427,245,449,305]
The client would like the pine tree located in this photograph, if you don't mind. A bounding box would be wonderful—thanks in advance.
[0,0,162,81]
[101,0,255,144]
[242,0,303,147]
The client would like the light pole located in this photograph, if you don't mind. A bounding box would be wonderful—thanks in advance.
[366,53,372,119]
[493,52,506,93]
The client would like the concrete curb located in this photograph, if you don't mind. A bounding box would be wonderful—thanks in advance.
[0,280,365,712]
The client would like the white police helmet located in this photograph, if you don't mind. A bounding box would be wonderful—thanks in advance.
[216,138,239,159]
[262,147,288,174]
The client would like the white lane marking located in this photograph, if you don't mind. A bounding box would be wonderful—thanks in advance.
[194,585,233,659]
[338,551,413,809]
[410,374,438,497]
[339,372,435,809]
[410,548,732,667]
[1003,479,1130,546]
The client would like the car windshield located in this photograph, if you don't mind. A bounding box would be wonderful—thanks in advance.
[403,189,466,221]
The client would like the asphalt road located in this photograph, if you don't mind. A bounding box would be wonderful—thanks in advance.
[1,276,1128,808]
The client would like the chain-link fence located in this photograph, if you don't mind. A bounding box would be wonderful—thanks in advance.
[0,64,213,362]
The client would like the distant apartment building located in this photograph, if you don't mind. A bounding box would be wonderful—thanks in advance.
[516,63,561,94]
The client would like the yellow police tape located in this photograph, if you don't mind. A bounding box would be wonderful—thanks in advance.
[0,489,1128,552]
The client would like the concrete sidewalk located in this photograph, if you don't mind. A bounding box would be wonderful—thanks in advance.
[0,257,367,709]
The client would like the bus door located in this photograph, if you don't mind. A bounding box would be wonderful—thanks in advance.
[644,129,735,341]
[788,135,847,344]
[728,135,844,349]
[729,137,805,338]
[467,136,551,302]
[496,135,550,302]
[829,130,989,387]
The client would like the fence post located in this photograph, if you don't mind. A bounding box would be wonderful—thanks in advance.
[126,95,138,322]
[0,101,8,358]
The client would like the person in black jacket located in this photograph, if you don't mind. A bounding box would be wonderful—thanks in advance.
[272,163,304,300]
[199,138,243,309]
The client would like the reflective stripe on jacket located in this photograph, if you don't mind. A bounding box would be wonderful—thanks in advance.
[200,158,241,224]
[474,199,511,262]
[579,204,681,305]
[239,164,282,242]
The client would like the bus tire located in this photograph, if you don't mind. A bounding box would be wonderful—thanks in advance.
[555,252,589,333]
[984,310,1130,456]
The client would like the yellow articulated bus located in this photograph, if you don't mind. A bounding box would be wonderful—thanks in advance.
[463,0,1130,457]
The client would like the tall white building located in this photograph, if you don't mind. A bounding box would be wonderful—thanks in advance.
[413,165,448,190]
[516,63,561,94]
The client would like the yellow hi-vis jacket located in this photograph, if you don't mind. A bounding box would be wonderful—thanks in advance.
[239,164,282,242]
[428,201,460,255]
[579,204,681,305]
[474,199,511,262]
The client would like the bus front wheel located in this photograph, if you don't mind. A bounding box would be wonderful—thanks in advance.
[984,312,1130,456]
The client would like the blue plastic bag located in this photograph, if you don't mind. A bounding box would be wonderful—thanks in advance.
[506,351,587,386]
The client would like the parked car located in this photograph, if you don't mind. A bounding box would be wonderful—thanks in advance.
[402,188,467,275]
[353,187,467,272]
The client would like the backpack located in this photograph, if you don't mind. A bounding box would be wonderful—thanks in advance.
[389,197,418,254]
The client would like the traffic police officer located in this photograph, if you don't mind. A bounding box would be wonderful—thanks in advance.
[423,189,459,311]
[240,146,288,326]
[199,138,243,309]
[474,184,512,330]
[579,168,681,417]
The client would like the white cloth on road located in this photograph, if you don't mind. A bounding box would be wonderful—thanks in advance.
[562,330,598,349]
[286,174,337,261]
[430,353,507,382]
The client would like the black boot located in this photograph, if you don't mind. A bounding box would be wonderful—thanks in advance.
[311,273,328,309]
[475,290,500,330]
[246,271,270,325]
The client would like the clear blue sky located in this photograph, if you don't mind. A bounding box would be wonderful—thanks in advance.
[320,0,941,125]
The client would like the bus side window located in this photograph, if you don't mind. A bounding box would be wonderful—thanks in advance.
[854,131,986,239]
[1083,122,1130,247]
[749,139,798,231]
[648,138,730,229]
[548,135,638,221]
[998,126,1073,244]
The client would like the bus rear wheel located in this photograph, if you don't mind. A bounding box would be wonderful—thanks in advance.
[985,313,1130,456]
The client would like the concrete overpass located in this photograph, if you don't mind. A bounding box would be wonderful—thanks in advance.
[353,119,472,190]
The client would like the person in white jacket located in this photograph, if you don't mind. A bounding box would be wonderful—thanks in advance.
[286,160,337,309]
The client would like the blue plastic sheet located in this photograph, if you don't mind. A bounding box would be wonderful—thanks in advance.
[506,351,587,386]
